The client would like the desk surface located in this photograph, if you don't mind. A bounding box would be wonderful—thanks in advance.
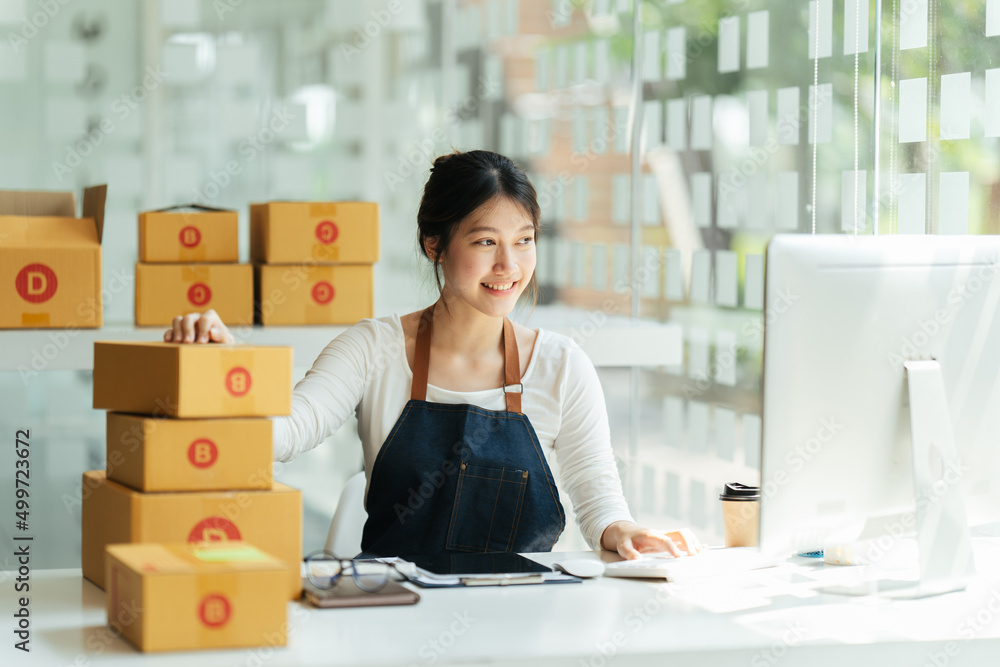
[8,543,1000,667]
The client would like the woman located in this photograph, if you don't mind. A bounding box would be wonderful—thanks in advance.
[165,150,701,560]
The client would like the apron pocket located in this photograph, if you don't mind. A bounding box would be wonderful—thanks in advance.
[445,463,529,553]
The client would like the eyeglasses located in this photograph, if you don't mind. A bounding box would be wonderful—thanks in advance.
[304,550,410,593]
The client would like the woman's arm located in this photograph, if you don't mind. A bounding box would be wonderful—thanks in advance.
[554,340,702,559]
[163,310,377,464]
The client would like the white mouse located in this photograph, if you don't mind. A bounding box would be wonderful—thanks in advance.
[553,559,606,579]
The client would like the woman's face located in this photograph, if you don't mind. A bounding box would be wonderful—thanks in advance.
[435,197,536,319]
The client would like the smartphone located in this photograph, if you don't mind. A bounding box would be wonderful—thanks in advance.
[302,577,419,608]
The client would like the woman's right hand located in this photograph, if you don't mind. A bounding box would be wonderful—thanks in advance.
[163,309,235,344]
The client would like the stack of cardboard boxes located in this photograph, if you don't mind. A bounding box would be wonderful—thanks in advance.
[135,205,253,327]
[83,340,300,652]
[251,201,378,325]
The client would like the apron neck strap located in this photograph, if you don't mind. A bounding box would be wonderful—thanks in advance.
[410,304,522,413]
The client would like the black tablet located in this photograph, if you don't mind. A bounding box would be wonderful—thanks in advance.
[396,552,554,576]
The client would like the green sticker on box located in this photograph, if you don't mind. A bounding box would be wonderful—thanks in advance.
[192,545,268,563]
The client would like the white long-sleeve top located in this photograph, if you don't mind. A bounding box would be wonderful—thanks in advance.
[272,314,634,549]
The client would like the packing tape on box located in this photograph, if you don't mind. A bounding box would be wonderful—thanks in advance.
[22,312,50,326]
[182,265,211,283]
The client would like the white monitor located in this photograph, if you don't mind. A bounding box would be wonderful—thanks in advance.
[758,235,1000,593]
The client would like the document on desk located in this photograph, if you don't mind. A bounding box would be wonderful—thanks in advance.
[375,556,581,588]
[602,547,781,581]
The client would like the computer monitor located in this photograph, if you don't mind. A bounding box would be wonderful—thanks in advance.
[758,235,1000,594]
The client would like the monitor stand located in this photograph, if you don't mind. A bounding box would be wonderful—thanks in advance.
[822,360,976,599]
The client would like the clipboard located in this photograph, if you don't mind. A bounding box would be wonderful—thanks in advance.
[374,553,581,588]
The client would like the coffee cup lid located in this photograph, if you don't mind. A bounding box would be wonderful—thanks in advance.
[719,482,761,501]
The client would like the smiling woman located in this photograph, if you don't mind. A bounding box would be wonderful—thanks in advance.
[165,149,703,561]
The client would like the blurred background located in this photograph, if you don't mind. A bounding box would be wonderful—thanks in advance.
[0,0,997,567]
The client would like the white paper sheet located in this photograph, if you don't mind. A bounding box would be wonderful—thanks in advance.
[690,95,713,150]
[573,176,589,221]
[899,78,928,143]
[747,11,769,69]
[644,30,661,81]
[594,39,610,81]
[714,407,737,460]
[612,173,630,224]
[900,0,928,49]
[691,172,712,228]
[939,172,970,235]
[688,328,710,381]
[591,107,609,154]
[614,106,629,154]
[643,173,660,225]
[718,16,740,73]
[715,331,738,386]
[843,0,869,54]
[808,83,832,144]
[591,243,608,290]
[744,254,765,310]
[841,170,867,233]
[688,403,710,455]
[667,98,687,150]
[642,246,662,298]
[897,173,927,234]
[664,249,684,301]
[940,72,971,140]
[777,87,801,145]
[748,89,768,146]
[570,241,586,288]
[775,171,800,230]
[644,100,663,149]
[574,41,588,84]
[715,251,738,307]
[664,397,684,449]
[573,107,588,153]
[746,172,768,230]
[690,251,711,304]
[666,27,686,80]
[808,0,833,59]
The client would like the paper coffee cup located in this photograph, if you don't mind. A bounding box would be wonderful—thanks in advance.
[719,482,760,547]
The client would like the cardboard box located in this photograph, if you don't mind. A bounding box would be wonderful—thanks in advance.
[138,205,239,263]
[105,541,289,652]
[106,412,273,492]
[135,262,253,327]
[93,341,292,418]
[250,201,379,264]
[82,470,302,599]
[0,185,106,328]
[255,263,373,325]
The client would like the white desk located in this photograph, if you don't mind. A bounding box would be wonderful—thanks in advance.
[9,542,1000,667]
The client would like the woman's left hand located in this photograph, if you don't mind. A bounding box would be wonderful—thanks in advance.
[601,521,704,560]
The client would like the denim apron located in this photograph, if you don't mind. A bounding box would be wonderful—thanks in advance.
[360,305,566,556]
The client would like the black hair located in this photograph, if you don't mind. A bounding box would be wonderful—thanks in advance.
[417,150,540,309]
